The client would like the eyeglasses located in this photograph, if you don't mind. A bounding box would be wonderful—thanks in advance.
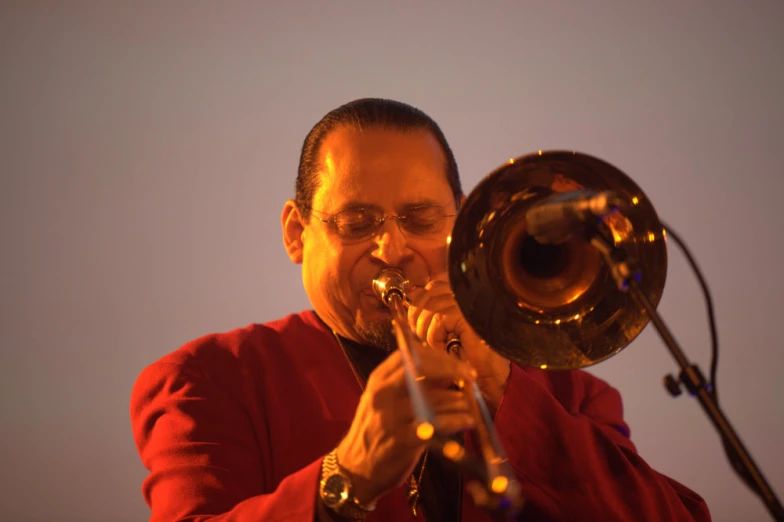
[305,205,457,241]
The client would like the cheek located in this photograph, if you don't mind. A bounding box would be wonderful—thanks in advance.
[302,233,337,291]
[304,240,361,296]
[420,242,450,272]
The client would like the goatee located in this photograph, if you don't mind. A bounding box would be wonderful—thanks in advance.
[357,317,397,352]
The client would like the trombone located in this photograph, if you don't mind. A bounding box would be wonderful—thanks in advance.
[372,150,669,517]
[372,268,522,515]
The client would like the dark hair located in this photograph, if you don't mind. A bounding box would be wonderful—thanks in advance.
[295,98,462,219]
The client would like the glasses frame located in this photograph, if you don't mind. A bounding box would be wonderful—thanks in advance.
[303,205,457,242]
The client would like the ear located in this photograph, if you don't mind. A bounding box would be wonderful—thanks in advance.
[281,199,305,264]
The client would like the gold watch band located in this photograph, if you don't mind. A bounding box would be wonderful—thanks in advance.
[319,450,375,520]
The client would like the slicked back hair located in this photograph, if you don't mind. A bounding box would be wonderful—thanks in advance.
[295,98,462,219]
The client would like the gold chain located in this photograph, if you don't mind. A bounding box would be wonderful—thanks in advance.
[331,331,429,517]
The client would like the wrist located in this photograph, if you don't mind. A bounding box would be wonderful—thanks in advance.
[480,361,512,414]
[334,442,379,506]
[319,449,376,520]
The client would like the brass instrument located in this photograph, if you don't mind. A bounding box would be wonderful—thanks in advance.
[448,150,666,370]
[372,150,667,515]
[372,268,521,514]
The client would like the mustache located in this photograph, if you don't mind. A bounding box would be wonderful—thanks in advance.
[360,267,445,300]
[369,268,430,286]
[361,281,426,296]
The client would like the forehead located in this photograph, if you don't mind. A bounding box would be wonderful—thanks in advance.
[312,125,453,211]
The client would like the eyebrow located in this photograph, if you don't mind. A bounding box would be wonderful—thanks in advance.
[336,201,383,212]
[336,199,448,213]
[401,198,446,211]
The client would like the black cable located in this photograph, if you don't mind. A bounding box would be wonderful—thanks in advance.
[660,222,768,497]
[660,222,719,403]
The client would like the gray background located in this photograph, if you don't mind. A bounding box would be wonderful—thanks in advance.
[1,2,782,521]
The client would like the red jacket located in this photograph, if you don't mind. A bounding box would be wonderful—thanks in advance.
[130,310,711,521]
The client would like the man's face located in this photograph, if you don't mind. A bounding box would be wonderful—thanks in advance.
[298,126,458,349]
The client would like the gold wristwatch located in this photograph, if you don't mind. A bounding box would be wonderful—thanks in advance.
[319,449,375,520]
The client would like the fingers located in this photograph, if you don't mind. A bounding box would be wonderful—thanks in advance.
[395,389,477,442]
[367,350,476,414]
[425,389,472,412]
[413,295,451,344]
[372,348,474,394]
[430,411,476,435]
[407,280,465,351]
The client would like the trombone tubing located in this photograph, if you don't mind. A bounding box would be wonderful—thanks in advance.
[381,288,518,502]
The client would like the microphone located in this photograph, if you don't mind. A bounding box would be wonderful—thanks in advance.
[525,190,626,244]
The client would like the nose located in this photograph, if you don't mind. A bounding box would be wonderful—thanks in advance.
[370,219,412,265]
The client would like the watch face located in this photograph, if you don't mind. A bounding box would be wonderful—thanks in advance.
[322,474,349,507]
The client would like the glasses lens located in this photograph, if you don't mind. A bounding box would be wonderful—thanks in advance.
[401,207,449,235]
[330,207,452,240]
[333,209,380,239]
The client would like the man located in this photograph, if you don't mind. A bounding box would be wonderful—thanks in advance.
[130,98,712,521]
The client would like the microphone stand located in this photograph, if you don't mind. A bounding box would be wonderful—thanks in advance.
[588,229,784,522]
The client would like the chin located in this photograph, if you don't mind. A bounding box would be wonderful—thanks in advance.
[355,312,396,352]
[356,305,390,327]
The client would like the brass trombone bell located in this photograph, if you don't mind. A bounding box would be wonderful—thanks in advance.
[448,151,668,370]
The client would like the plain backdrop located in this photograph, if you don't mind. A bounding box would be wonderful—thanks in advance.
[1,2,782,521]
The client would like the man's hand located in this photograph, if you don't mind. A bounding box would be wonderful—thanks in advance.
[335,345,476,506]
[406,277,512,412]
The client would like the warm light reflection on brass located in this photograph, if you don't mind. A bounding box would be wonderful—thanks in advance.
[648,232,656,242]
[446,235,452,245]
[443,440,465,461]
[491,476,509,494]
[632,196,639,205]
[605,212,634,245]
[540,364,548,369]
[417,423,435,441]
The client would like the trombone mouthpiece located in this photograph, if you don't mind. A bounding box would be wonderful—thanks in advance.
[372,268,409,305]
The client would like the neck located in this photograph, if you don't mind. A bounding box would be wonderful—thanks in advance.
[313,310,397,352]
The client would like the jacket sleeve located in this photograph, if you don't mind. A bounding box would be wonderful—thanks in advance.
[494,364,712,522]
[130,360,321,522]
